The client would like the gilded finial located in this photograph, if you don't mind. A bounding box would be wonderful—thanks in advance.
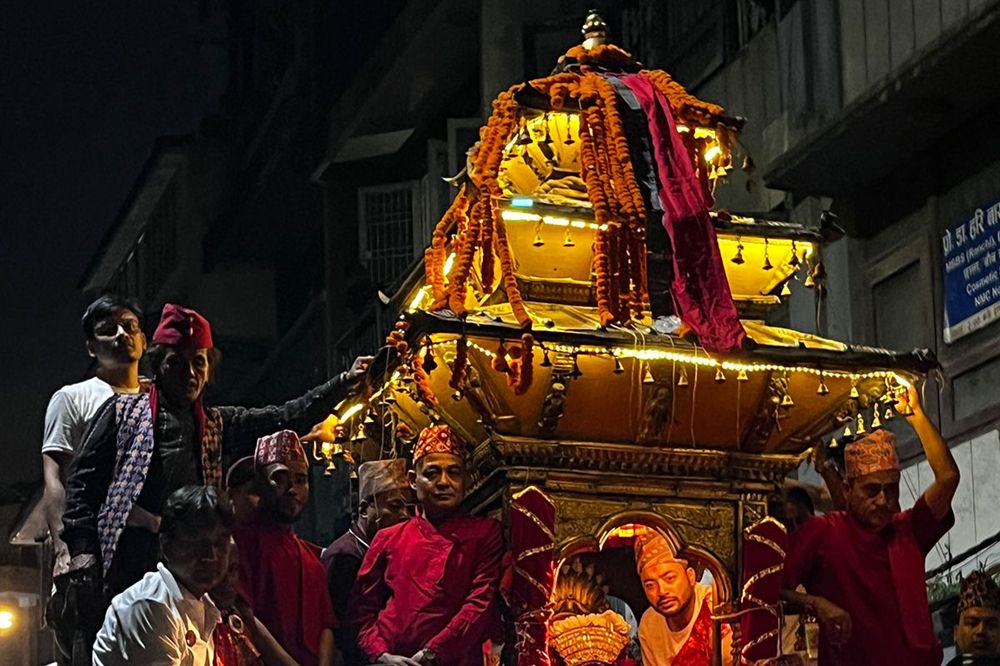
[582,10,608,49]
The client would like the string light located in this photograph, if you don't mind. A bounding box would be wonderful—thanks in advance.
[501,209,608,231]
[340,403,363,421]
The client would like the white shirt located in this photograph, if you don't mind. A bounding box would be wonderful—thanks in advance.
[638,583,733,666]
[41,377,138,456]
[93,563,221,666]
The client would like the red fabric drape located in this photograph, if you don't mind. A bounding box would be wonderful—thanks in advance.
[508,487,557,666]
[618,74,746,353]
[740,518,788,664]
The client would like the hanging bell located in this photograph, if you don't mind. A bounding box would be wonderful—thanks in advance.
[872,410,882,428]
[533,225,545,247]
[731,241,745,265]
[781,282,792,297]
[677,367,689,387]
[762,241,773,271]
[849,384,860,399]
[780,393,795,408]
[884,407,895,421]
[384,394,397,405]
[789,242,801,268]
[843,424,852,438]
[856,413,867,435]
[541,114,553,146]
[451,390,463,401]
[644,367,655,384]
[423,354,437,373]
[563,228,575,247]
[613,357,625,375]
[541,349,552,367]
[737,369,749,382]
[817,376,830,395]
[829,437,839,449]
[349,469,358,479]
[715,367,726,383]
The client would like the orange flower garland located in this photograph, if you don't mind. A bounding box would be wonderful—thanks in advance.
[449,336,468,391]
[411,347,438,407]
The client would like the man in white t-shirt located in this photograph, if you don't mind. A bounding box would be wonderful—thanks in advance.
[635,531,732,666]
[42,295,145,666]
[93,485,231,666]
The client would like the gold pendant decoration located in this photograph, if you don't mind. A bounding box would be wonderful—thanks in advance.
[715,367,726,383]
[816,376,829,395]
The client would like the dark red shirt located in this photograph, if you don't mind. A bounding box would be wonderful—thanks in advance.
[352,511,504,666]
[234,523,336,666]
[783,495,953,666]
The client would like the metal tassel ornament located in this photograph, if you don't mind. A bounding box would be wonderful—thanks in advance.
[762,239,773,271]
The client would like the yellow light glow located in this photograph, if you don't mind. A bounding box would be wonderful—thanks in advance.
[501,209,607,231]
[704,145,721,162]
[0,610,13,630]
[409,286,429,312]
[321,441,334,456]
[443,253,456,275]
[340,403,363,421]
[426,339,912,383]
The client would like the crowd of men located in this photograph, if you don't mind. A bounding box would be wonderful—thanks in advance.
[34,294,1000,666]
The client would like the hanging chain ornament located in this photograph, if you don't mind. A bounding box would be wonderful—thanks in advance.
[732,238,745,265]
[871,409,882,429]
[762,239,773,271]
[533,221,545,247]
[541,348,552,367]
[816,374,830,395]
[789,241,801,268]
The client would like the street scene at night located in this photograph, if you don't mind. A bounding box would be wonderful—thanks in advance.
[3,2,1000,665]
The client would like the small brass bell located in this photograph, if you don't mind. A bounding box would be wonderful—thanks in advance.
[533,224,545,247]
[872,411,882,428]
[737,369,749,381]
[781,282,792,297]
[613,357,625,375]
[540,350,552,367]
[856,413,867,435]
[789,242,801,268]
[715,367,726,383]
[677,367,689,387]
[843,424,852,438]
[762,253,773,271]
[817,377,830,395]
[849,385,860,399]
[884,407,895,421]
[781,393,795,408]
[563,228,575,247]
[829,437,839,449]
[644,367,655,384]
[731,242,745,265]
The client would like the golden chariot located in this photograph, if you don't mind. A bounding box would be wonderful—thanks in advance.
[324,13,935,666]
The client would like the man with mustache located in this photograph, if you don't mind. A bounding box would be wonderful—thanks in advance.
[948,571,1000,665]
[635,531,732,666]
[352,424,505,666]
[234,430,338,666]
[60,303,371,661]
[323,458,413,665]
[781,386,959,665]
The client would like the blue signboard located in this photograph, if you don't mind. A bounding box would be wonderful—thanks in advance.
[942,199,1000,343]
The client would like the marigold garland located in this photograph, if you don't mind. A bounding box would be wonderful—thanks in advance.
[449,336,468,391]
[420,43,737,333]
[411,347,438,407]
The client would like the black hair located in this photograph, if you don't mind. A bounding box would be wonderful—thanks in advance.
[159,486,234,546]
[142,343,222,384]
[785,487,816,516]
[81,294,144,340]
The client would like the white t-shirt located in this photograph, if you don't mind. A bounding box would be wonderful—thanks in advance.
[639,583,733,666]
[41,377,138,456]
[93,563,220,666]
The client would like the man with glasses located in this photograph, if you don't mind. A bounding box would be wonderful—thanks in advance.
[781,386,960,665]
[322,459,413,665]
[43,296,146,666]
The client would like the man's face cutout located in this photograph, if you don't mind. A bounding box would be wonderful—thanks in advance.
[956,606,1000,657]
[641,560,697,618]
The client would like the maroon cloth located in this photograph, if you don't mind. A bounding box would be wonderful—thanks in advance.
[152,303,213,350]
[741,519,788,663]
[234,522,337,666]
[509,488,556,666]
[783,495,953,665]
[352,510,505,666]
[254,429,308,469]
[618,74,746,352]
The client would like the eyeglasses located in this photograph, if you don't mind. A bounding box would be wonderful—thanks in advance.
[93,318,142,337]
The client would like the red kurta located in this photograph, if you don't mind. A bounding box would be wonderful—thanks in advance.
[234,523,337,666]
[352,511,505,666]
[782,495,953,665]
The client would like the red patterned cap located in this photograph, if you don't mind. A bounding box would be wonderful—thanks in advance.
[152,303,213,351]
[413,424,463,462]
[254,430,308,469]
[634,531,686,573]
[844,429,899,480]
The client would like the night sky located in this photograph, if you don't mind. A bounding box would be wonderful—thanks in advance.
[0,2,227,491]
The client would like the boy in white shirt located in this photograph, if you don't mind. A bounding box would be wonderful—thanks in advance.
[93,485,232,666]
[42,295,145,666]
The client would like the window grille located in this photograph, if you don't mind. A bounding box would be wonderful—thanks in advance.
[358,181,422,287]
